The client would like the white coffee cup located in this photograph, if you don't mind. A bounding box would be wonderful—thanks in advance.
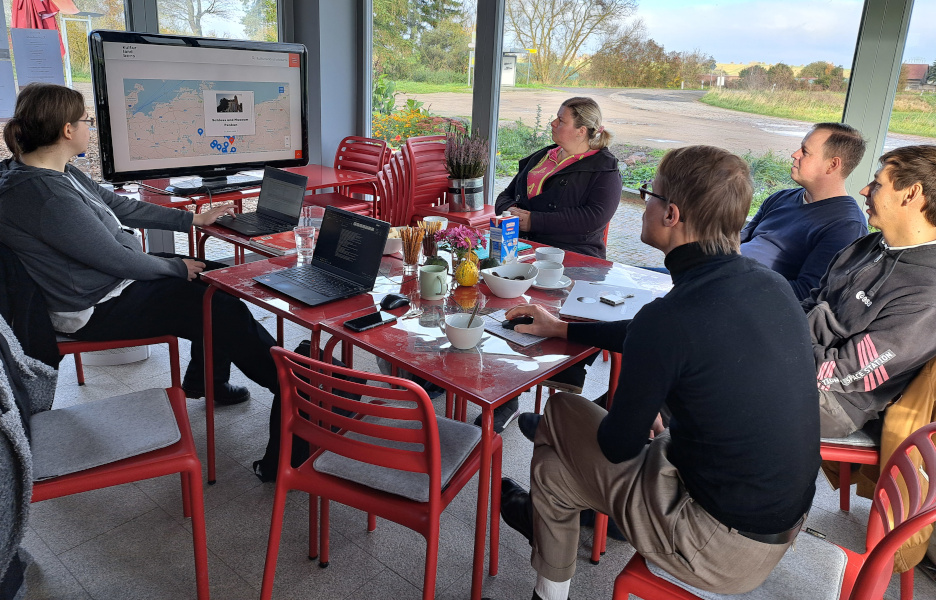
[533,260,564,286]
[419,264,449,300]
[535,246,565,264]
[445,313,485,349]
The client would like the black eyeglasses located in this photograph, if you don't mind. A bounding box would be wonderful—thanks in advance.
[78,117,96,127]
[639,181,667,204]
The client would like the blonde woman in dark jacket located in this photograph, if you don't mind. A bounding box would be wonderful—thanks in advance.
[495,97,621,259]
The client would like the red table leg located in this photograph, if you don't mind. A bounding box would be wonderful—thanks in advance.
[471,406,494,600]
[202,286,218,484]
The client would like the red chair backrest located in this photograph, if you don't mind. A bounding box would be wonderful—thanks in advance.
[404,135,449,224]
[333,136,389,197]
[388,151,408,226]
[271,346,444,497]
[852,422,936,599]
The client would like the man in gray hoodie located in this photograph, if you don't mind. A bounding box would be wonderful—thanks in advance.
[806,145,936,437]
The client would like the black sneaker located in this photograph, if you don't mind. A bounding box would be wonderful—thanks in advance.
[182,381,250,406]
[518,412,541,442]
[474,397,520,434]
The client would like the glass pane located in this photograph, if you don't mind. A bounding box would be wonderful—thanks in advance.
[884,2,935,151]
[1,0,129,179]
[492,0,862,268]
[156,0,277,41]
[371,0,476,149]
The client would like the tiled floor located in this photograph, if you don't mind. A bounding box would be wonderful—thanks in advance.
[19,222,936,599]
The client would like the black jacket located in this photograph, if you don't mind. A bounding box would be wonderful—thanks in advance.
[494,145,621,258]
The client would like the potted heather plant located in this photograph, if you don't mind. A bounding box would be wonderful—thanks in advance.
[444,126,490,212]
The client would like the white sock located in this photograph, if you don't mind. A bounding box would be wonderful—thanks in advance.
[534,575,570,600]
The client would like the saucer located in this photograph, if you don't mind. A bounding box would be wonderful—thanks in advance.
[532,275,572,290]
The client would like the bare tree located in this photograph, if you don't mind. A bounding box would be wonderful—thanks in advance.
[159,0,239,36]
[506,0,637,85]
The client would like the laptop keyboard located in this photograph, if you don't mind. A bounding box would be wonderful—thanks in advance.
[276,267,359,296]
[234,212,290,229]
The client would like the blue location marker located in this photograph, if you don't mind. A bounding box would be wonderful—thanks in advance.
[230,147,236,153]
[197,128,203,135]
[222,147,228,153]
[210,140,218,149]
[223,142,229,149]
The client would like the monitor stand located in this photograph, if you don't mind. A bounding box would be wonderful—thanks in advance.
[165,173,262,196]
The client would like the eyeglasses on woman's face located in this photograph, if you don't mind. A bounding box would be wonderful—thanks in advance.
[639,180,667,204]
[77,116,95,128]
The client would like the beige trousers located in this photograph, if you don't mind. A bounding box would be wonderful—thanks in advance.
[530,393,793,594]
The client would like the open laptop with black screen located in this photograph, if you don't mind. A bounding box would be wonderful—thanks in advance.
[253,206,390,306]
[213,166,308,236]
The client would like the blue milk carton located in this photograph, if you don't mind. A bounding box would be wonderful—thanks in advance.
[489,211,520,263]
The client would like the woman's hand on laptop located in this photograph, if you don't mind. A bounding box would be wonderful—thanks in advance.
[192,204,237,226]
[505,304,568,339]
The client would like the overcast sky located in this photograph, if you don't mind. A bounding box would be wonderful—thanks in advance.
[637,0,933,66]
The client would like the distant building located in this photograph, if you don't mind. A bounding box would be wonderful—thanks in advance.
[903,64,930,90]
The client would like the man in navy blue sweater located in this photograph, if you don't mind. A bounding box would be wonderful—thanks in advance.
[497,146,819,600]
[741,122,868,300]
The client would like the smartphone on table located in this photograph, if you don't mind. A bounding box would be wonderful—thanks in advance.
[343,310,398,332]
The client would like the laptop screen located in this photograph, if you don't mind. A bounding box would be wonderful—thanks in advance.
[312,207,390,286]
[257,166,308,220]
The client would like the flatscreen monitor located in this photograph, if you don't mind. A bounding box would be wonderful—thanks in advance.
[89,30,309,191]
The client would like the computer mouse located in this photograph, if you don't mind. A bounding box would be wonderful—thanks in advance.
[501,316,534,330]
[380,293,410,311]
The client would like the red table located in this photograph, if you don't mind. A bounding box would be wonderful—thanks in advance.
[199,249,671,599]
[136,165,378,256]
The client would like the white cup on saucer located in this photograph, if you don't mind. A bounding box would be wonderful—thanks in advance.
[535,247,565,264]
[533,260,564,286]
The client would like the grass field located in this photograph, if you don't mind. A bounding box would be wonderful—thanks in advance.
[700,89,936,138]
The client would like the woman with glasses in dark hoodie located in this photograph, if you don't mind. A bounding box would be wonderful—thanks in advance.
[0,83,280,437]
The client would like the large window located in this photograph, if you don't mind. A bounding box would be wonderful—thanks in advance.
[487,0,864,265]
[156,0,276,41]
[370,0,476,149]
[884,1,935,152]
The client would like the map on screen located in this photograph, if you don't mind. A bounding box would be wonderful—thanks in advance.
[124,79,292,161]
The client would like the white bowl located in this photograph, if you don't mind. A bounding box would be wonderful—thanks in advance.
[422,216,448,231]
[383,237,403,255]
[480,262,538,298]
[445,313,485,349]
[535,247,565,264]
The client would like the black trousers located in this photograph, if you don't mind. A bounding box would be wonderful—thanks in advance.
[72,255,278,392]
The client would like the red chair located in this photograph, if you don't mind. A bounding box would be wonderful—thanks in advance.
[821,430,880,512]
[260,346,503,600]
[59,335,182,388]
[305,136,388,218]
[386,150,409,226]
[30,340,208,599]
[403,135,450,225]
[611,421,936,600]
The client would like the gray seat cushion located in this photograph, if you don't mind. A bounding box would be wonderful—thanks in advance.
[820,427,878,447]
[314,414,481,503]
[30,389,180,481]
[646,531,847,600]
